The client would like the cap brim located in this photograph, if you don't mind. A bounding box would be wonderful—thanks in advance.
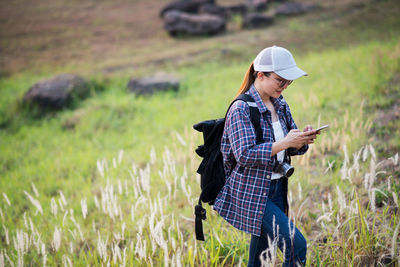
[275,66,308,80]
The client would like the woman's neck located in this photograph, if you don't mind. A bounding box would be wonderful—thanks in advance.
[253,82,272,106]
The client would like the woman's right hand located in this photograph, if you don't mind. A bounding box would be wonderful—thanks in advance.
[283,129,316,149]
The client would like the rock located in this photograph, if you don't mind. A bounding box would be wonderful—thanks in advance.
[23,74,90,109]
[224,4,247,16]
[246,0,269,12]
[160,0,214,18]
[242,13,274,29]
[275,2,317,16]
[198,3,228,19]
[163,10,226,37]
[127,74,180,95]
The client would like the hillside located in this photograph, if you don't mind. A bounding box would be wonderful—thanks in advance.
[0,0,400,266]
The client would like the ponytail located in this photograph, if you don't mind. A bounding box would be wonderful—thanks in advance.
[235,63,256,98]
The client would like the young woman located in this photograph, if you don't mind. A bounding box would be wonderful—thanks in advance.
[213,46,319,266]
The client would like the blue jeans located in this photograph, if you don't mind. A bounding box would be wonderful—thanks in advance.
[247,178,307,267]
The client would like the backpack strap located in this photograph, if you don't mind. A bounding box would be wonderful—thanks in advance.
[229,94,263,144]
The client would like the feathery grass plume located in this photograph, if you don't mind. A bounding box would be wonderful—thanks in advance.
[113,157,117,169]
[0,208,4,222]
[392,192,399,208]
[112,242,122,264]
[135,233,146,260]
[28,217,35,234]
[168,226,176,251]
[0,250,4,267]
[150,147,157,165]
[96,159,107,178]
[317,212,333,223]
[336,186,347,215]
[22,213,28,230]
[94,195,99,209]
[31,183,39,198]
[259,235,278,266]
[2,225,9,245]
[118,179,123,195]
[62,210,68,226]
[174,131,187,146]
[139,164,151,194]
[80,198,88,219]
[51,227,61,251]
[62,255,72,267]
[23,191,43,215]
[351,148,362,175]
[340,145,350,180]
[41,243,47,267]
[297,182,302,201]
[180,168,192,205]
[13,230,29,267]
[324,160,335,174]
[389,153,399,166]
[130,205,135,222]
[50,198,58,216]
[328,193,333,211]
[163,245,169,267]
[2,193,10,206]
[296,197,309,222]
[97,231,108,262]
[3,251,13,267]
[118,149,124,165]
[362,145,369,162]
[70,210,84,240]
[392,221,400,264]
[69,241,73,254]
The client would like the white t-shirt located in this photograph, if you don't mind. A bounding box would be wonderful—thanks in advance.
[271,120,285,180]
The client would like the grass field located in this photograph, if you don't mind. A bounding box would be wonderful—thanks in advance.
[1,0,400,266]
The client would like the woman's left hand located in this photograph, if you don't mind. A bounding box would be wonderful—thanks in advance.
[302,125,319,144]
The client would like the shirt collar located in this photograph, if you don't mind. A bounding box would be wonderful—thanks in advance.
[247,84,286,114]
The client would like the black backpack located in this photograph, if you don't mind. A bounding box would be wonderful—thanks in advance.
[193,94,264,241]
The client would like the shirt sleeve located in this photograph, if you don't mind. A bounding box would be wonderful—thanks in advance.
[225,101,273,167]
[284,102,309,156]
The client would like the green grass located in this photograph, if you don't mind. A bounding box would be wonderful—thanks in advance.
[1,38,399,266]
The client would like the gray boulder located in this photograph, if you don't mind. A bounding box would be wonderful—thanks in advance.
[160,0,214,18]
[198,3,229,19]
[127,74,180,95]
[224,4,247,16]
[275,2,317,16]
[242,13,274,29]
[23,74,90,109]
[164,10,226,36]
[246,0,269,11]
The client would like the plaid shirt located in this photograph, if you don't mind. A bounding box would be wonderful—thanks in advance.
[213,84,308,236]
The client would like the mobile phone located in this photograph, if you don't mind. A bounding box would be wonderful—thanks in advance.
[315,125,329,132]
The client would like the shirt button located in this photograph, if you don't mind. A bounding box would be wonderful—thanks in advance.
[267,175,271,179]
[263,193,266,196]
[259,211,262,214]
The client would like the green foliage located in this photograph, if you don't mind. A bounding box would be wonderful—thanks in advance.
[1,29,400,267]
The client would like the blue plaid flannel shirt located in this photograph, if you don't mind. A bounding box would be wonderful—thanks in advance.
[213,84,308,236]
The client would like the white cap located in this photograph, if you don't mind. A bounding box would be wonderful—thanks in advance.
[253,46,307,80]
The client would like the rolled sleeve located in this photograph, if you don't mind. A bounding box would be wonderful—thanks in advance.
[226,101,273,167]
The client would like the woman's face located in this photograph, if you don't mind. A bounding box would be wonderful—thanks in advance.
[256,72,292,99]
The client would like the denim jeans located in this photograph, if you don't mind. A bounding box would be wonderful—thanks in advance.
[247,178,307,267]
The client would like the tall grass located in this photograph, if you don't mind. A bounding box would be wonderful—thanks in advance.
[0,131,399,266]
[1,40,400,266]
